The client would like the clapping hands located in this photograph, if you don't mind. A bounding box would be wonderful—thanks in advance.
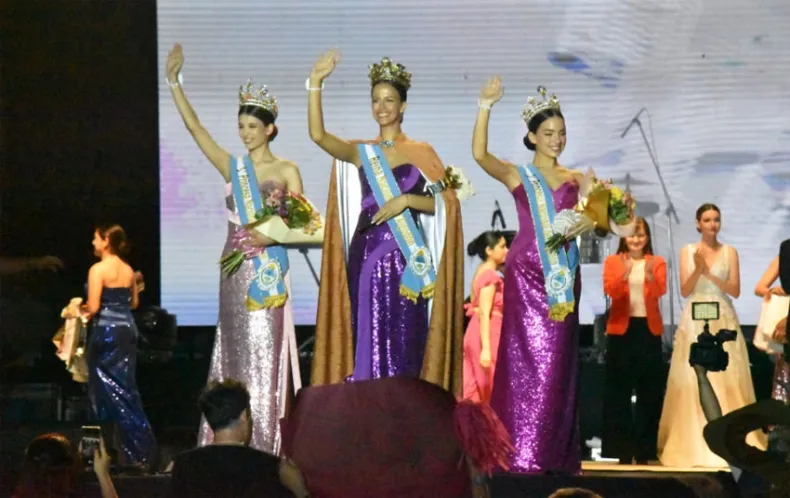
[693,249,709,276]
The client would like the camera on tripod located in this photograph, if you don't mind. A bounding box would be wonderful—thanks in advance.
[688,302,737,372]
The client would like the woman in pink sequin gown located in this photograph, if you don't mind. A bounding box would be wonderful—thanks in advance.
[166,44,303,454]
[472,78,586,474]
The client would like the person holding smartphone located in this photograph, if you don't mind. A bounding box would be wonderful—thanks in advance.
[11,432,118,498]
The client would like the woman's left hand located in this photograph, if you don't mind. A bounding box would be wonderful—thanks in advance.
[371,195,408,225]
[78,304,92,319]
[134,271,145,292]
[480,348,492,369]
[773,317,787,343]
[645,257,655,281]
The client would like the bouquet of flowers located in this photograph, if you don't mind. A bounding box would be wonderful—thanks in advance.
[545,171,637,253]
[52,297,89,383]
[427,165,476,201]
[220,185,324,276]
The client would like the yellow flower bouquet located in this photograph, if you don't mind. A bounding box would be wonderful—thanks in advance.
[545,171,637,252]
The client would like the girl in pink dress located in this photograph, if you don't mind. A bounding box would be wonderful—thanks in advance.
[463,231,508,403]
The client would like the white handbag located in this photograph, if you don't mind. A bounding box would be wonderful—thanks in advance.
[754,295,790,355]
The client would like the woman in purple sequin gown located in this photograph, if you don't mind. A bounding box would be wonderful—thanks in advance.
[308,51,460,384]
[347,166,430,379]
[472,78,585,474]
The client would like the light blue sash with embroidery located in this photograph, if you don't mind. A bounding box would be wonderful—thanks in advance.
[358,144,435,302]
[230,155,290,310]
[518,164,579,321]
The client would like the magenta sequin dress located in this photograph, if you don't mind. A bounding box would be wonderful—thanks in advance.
[347,164,430,380]
[490,181,582,475]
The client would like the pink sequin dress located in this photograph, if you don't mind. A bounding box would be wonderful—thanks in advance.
[197,181,298,455]
[463,268,504,403]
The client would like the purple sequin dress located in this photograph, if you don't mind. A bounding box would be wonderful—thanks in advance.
[347,164,429,380]
[490,181,582,475]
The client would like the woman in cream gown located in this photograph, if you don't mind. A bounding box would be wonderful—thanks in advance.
[658,204,766,468]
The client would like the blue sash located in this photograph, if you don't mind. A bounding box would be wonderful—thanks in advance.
[229,155,290,310]
[358,144,436,302]
[517,164,579,321]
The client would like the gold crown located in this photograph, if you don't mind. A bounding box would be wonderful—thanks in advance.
[368,57,412,90]
[521,86,561,124]
[238,79,278,119]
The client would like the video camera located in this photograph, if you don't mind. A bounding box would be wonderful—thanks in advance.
[688,302,737,372]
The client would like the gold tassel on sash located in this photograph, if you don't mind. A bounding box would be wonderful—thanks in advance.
[399,282,436,304]
[549,302,575,322]
[246,293,288,312]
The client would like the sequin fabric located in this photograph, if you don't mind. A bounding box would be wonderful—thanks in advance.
[198,183,291,455]
[88,287,156,465]
[768,356,790,455]
[346,164,430,380]
[490,181,582,474]
[772,356,790,403]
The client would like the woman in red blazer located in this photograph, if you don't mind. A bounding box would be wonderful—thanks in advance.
[601,216,667,465]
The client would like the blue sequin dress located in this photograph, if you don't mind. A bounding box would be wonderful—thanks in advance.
[87,287,156,465]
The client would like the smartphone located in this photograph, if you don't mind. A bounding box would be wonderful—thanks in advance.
[80,425,102,467]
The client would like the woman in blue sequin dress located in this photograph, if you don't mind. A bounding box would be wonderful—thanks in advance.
[84,224,156,465]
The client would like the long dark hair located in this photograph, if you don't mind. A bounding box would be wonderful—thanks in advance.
[616,217,653,255]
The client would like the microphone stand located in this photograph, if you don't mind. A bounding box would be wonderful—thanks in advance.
[491,201,506,230]
[624,115,680,337]
[297,247,321,287]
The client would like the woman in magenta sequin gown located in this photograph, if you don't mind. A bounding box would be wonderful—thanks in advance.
[472,78,585,474]
[491,183,581,473]
[492,183,581,473]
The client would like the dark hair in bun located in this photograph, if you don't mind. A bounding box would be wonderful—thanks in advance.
[96,224,129,256]
[467,231,505,261]
[523,108,564,151]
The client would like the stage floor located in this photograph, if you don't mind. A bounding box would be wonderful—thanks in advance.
[492,462,738,498]
[69,467,737,498]
[581,460,730,473]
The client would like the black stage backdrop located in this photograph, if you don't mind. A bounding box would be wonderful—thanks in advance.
[1,0,160,326]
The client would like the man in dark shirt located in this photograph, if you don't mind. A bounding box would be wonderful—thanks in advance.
[169,379,307,498]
